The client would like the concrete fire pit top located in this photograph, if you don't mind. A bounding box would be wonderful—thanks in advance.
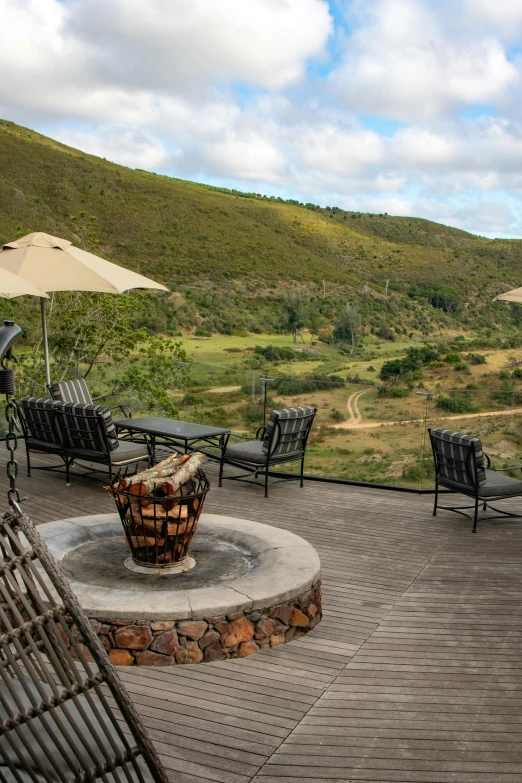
[39,513,321,620]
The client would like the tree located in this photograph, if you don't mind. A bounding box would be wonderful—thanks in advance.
[121,337,189,417]
[69,212,99,250]
[333,303,363,354]
[13,216,187,416]
[279,287,309,343]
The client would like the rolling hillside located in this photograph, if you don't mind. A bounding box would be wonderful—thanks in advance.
[1,118,522,298]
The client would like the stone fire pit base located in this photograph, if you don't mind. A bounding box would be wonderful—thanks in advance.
[39,513,322,666]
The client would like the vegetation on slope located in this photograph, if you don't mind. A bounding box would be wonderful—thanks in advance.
[1,117,522,345]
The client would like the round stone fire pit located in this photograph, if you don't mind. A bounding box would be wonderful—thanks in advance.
[39,513,322,666]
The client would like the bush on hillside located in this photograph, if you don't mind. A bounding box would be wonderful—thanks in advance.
[466,352,487,365]
[436,392,475,414]
[274,373,345,395]
[254,345,320,362]
[379,345,439,382]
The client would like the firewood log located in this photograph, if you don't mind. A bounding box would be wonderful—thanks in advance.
[128,535,165,548]
[160,452,206,493]
[121,453,190,490]
[134,503,189,520]
[166,520,190,536]
[129,517,166,536]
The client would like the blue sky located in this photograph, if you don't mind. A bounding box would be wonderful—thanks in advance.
[3,0,522,237]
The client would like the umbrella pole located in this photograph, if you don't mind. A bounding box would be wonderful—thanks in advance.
[40,297,51,389]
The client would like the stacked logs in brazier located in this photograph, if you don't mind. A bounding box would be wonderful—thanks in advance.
[109,451,209,569]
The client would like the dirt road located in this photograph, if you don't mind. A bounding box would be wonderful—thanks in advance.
[345,389,372,425]
[336,405,522,431]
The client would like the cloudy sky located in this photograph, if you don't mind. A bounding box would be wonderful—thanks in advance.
[3,0,522,236]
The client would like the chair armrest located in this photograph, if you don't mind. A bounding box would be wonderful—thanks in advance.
[112,404,132,418]
[485,452,522,472]
[92,391,132,418]
[256,426,266,440]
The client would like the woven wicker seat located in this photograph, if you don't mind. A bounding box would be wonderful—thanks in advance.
[0,509,167,783]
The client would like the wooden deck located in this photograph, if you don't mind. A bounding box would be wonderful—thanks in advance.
[4,451,522,782]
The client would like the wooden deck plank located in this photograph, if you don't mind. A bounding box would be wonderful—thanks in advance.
[3,449,522,781]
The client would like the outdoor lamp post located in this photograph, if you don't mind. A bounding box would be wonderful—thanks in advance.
[260,376,275,426]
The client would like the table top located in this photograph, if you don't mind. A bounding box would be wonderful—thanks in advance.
[113,416,230,439]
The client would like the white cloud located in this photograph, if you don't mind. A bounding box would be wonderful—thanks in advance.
[465,0,522,34]
[53,126,171,169]
[201,130,286,181]
[66,0,333,92]
[2,0,522,237]
[333,0,519,122]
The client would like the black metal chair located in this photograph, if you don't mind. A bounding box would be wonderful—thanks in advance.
[17,398,150,484]
[49,378,132,418]
[55,402,150,485]
[429,427,522,532]
[17,397,66,477]
[0,507,167,783]
[219,406,317,497]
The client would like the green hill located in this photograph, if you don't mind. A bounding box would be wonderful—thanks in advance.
[2,118,522,342]
[1,118,522,292]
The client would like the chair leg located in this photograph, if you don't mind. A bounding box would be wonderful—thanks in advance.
[264,464,269,498]
[433,481,438,516]
[26,446,31,478]
[300,457,305,488]
[473,496,479,533]
[218,453,225,487]
[65,458,71,487]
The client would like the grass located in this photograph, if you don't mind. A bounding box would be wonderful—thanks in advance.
[2,117,522,297]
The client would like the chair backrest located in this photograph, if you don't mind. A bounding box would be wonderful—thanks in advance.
[50,378,94,405]
[263,406,317,459]
[429,428,487,490]
[0,508,167,783]
[17,397,61,447]
[56,402,119,456]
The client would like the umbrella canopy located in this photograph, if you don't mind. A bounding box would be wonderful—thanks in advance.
[0,232,168,294]
[0,232,168,386]
[495,287,522,304]
[0,267,49,299]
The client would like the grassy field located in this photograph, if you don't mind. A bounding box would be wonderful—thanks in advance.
[157,331,522,488]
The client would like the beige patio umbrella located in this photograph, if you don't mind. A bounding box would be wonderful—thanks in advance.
[0,232,168,386]
[495,286,522,305]
[0,267,49,299]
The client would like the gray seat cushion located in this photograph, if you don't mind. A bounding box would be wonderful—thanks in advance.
[225,439,298,465]
[79,438,149,465]
[226,440,267,465]
[0,677,152,783]
[112,439,150,465]
[478,469,522,498]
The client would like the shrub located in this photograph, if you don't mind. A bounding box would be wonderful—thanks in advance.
[380,345,438,382]
[453,362,471,374]
[390,388,409,398]
[436,392,475,413]
[466,352,486,365]
[254,344,320,362]
[329,409,345,423]
[274,373,345,395]
[444,352,461,363]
